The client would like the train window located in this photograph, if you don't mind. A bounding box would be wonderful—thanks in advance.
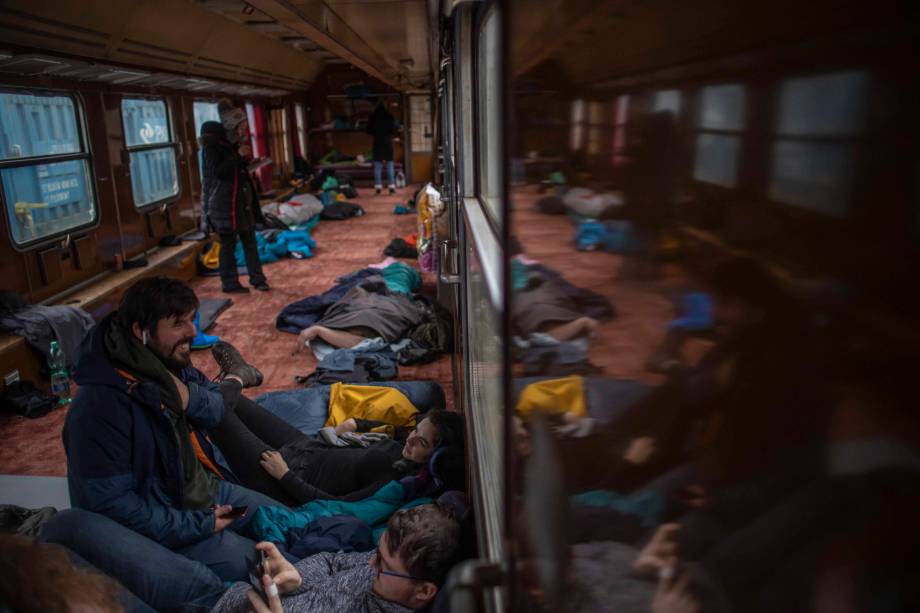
[477,6,502,223]
[694,83,745,187]
[268,107,292,176]
[586,101,610,156]
[193,101,220,137]
[0,91,96,247]
[121,98,179,208]
[769,71,868,216]
[569,99,586,151]
[611,94,629,166]
[193,101,220,181]
[653,89,682,114]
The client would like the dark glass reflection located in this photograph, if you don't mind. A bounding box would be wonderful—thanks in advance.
[506,2,920,611]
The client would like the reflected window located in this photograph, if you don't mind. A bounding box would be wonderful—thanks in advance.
[587,101,610,156]
[121,98,179,208]
[570,98,585,151]
[694,84,745,187]
[769,71,867,216]
[611,95,629,167]
[653,89,682,115]
[477,7,502,224]
[0,91,97,246]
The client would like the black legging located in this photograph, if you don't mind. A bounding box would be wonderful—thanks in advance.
[210,381,310,504]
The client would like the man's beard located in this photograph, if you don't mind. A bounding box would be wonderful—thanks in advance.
[149,335,194,370]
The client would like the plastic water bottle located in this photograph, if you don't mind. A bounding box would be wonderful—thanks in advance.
[48,340,71,405]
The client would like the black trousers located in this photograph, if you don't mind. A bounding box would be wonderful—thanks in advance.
[218,229,266,289]
[210,382,307,505]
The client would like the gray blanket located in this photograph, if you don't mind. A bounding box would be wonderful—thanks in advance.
[1,305,95,369]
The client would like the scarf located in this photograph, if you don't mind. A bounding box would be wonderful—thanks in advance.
[104,316,216,509]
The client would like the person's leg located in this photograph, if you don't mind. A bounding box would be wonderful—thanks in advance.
[233,393,309,449]
[373,160,383,191]
[63,548,158,613]
[298,325,367,349]
[239,229,267,288]
[209,384,296,503]
[386,160,395,190]
[218,232,243,291]
[39,509,226,613]
[181,481,294,581]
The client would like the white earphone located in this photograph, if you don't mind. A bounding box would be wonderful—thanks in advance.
[142,330,149,346]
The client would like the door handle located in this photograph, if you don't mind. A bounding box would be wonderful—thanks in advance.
[439,239,460,285]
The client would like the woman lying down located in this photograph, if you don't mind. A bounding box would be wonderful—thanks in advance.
[208,391,465,507]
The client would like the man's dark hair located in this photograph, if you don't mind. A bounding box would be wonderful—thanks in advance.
[117,277,199,334]
[385,503,461,586]
[424,410,464,450]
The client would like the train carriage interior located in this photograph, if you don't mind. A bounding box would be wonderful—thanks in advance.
[0,0,918,611]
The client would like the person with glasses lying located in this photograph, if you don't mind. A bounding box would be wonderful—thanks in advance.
[212,502,462,613]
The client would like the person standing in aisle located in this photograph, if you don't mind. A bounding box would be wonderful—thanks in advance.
[367,101,398,195]
[200,99,269,293]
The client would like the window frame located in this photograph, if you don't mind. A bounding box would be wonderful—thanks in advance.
[473,2,503,231]
[611,94,630,167]
[0,87,99,252]
[119,95,181,210]
[692,82,747,189]
[586,99,612,157]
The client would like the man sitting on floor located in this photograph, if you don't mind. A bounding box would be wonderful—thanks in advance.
[64,276,285,582]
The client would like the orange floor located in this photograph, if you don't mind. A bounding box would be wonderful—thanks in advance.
[0,185,453,476]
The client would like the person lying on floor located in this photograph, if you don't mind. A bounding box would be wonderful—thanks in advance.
[37,498,466,613]
[214,502,463,613]
[207,385,466,506]
[64,276,289,583]
[292,278,426,353]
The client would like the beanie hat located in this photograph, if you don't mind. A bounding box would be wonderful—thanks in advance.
[217,99,247,141]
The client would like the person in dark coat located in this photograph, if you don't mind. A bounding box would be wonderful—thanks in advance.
[199,99,269,293]
[62,277,288,583]
[366,101,398,194]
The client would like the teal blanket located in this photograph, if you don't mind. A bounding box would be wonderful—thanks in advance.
[250,481,431,544]
[380,262,421,294]
[235,227,317,266]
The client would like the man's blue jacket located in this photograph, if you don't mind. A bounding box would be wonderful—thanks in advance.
[64,315,232,548]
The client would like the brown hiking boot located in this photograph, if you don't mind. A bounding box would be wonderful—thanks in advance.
[211,341,263,387]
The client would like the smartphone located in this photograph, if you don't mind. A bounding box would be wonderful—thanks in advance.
[247,549,268,599]
[223,505,248,520]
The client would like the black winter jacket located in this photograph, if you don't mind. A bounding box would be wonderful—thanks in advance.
[365,105,396,162]
[199,133,263,234]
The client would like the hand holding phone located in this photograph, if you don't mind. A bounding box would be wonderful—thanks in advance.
[213,505,248,533]
[223,505,249,520]
[248,549,269,599]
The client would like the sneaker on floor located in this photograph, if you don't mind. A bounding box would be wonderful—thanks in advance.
[252,282,270,292]
[388,185,396,195]
[191,312,220,350]
[374,185,382,195]
[211,341,263,387]
[222,285,250,294]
